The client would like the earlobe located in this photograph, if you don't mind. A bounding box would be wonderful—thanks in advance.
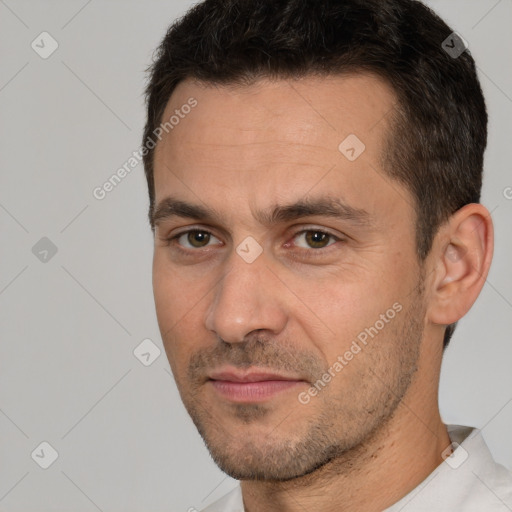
[428,204,494,327]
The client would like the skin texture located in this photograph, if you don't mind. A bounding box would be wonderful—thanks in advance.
[151,74,493,512]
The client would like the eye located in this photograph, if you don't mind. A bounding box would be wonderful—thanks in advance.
[292,230,339,249]
[172,229,221,249]
[167,227,341,254]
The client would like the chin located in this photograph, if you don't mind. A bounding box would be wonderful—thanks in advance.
[198,418,350,481]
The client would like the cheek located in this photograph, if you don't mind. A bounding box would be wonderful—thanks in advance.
[292,271,406,363]
[152,251,198,318]
[152,259,176,330]
[153,258,193,361]
[152,254,216,373]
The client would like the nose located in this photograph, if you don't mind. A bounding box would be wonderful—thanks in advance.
[204,251,288,343]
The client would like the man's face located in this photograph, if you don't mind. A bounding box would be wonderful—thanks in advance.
[152,74,427,480]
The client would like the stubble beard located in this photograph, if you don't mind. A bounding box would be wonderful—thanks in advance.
[176,291,425,482]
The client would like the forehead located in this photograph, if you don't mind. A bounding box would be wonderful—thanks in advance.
[156,73,396,155]
[152,74,409,225]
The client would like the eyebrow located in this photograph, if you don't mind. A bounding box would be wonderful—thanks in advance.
[152,195,372,228]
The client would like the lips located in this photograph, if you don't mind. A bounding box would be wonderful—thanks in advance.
[208,369,302,383]
[207,367,307,402]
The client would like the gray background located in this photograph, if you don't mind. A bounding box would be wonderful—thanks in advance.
[0,0,510,510]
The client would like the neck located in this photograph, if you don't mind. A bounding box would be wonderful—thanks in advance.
[240,353,450,512]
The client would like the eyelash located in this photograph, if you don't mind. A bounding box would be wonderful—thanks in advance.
[165,227,342,257]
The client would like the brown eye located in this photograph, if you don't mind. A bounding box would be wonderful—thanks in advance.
[304,231,330,248]
[172,229,220,249]
[294,230,336,249]
[186,230,211,248]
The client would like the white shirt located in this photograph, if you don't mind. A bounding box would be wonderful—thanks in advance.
[200,425,512,511]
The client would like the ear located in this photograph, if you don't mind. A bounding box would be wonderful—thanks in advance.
[427,203,494,327]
